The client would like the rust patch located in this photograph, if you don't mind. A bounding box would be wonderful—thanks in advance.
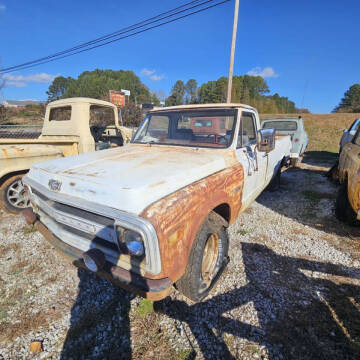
[149,180,166,188]
[141,157,244,281]
[339,142,360,213]
[1,148,8,158]
[63,170,100,178]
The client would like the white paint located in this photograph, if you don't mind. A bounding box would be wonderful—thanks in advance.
[28,144,228,215]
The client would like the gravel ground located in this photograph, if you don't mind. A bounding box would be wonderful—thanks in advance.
[0,155,360,360]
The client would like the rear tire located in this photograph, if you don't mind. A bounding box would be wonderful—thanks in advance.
[335,184,358,226]
[0,174,30,214]
[176,211,229,302]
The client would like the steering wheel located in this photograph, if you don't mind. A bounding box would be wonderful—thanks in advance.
[206,134,226,144]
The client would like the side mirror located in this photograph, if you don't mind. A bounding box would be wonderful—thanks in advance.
[343,129,348,133]
[257,128,275,152]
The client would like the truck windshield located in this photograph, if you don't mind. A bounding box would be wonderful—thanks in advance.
[263,120,297,131]
[132,109,237,148]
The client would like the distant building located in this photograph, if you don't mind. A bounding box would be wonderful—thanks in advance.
[3,100,43,108]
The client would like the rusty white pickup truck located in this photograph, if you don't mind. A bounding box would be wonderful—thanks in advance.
[23,104,291,301]
[0,97,132,213]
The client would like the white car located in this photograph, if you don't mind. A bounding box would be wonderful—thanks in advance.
[340,118,360,152]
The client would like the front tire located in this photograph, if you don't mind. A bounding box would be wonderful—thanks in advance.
[176,211,229,302]
[335,184,358,226]
[0,175,30,214]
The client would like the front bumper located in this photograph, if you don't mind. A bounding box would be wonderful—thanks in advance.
[22,208,172,300]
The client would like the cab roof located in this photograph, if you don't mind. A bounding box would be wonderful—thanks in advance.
[48,97,117,108]
[149,103,257,113]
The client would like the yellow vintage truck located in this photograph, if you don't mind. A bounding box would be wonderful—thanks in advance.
[336,126,360,225]
[0,97,132,213]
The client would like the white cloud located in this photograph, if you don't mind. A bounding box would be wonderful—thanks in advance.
[141,68,155,76]
[246,66,279,78]
[150,74,165,81]
[2,73,58,87]
[141,68,165,81]
[0,4,6,11]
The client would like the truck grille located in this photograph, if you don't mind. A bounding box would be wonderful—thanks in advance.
[24,175,162,275]
[31,189,121,261]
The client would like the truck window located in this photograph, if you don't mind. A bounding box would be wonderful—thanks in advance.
[263,121,297,131]
[353,128,360,146]
[350,118,360,132]
[49,106,71,121]
[90,105,115,126]
[238,112,257,148]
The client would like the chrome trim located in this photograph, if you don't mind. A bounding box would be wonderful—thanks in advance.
[23,175,162,275]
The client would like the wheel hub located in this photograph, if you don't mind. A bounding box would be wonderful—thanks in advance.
[201,233,220,285]
[6,179,30,209]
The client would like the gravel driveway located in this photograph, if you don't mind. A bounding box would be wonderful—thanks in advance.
[0,154,359,360]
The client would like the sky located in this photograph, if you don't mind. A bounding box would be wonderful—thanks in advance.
[0,0,359,113]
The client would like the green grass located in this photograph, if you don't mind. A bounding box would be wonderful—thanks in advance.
[136,299,154,317]
[237,229,248,236]
[23,225,38,235]
[173,348,195,360]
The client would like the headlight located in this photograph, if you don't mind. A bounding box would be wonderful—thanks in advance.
[124,230,145,256]
[116,226,144,257]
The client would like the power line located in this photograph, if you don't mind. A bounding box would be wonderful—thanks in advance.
[1,0,230,74]
[1,0,208,73]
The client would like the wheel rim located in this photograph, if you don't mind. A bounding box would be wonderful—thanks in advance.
[6,179,30,209]
[201,233,220,286]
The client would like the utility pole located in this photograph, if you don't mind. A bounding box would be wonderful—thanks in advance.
[226,0,239,103]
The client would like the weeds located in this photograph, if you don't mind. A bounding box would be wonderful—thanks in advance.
[137,299,154,317]
[23,225,38,235]
[237,229,248,236]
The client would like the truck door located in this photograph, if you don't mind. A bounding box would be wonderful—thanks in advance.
[235,111,267,207]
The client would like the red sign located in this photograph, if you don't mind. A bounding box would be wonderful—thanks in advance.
[109,90,125,107]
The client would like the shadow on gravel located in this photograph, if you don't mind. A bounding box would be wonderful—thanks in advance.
[257,166,360,241]
[60,242,133,360]
[155,243,360,360]
[58,242,360,359]
[302,151,338,167]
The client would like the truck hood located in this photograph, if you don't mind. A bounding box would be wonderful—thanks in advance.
[27,144,229,215]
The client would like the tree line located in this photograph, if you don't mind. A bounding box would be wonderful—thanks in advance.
[46,69,306,116]
[165,76,303,113]
[333,84,360,113]
[46,69,160,105]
